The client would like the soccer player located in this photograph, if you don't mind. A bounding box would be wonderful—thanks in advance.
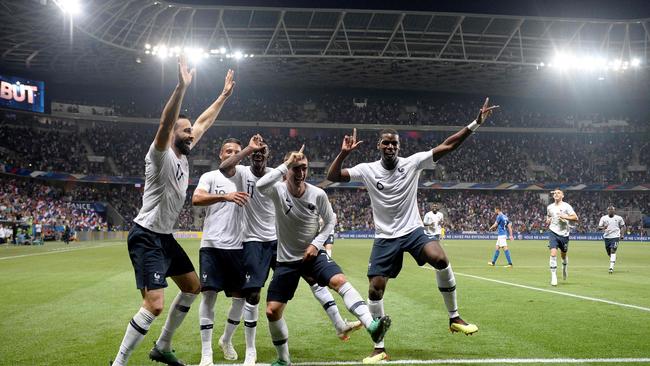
[597,206,625,274]
[110,57,235,366]
[193,138,250,366]
[546,189,579,286]
[257,147,391,366]
[488,206,514,267]
[423,203,444,241]
[327,98,498,364]
[217,136,362,366]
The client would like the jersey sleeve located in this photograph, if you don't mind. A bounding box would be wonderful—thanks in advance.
[312,190,336,248]
[598,216,605,227]
[618,216,626,227]
[409,151,436,170]
[423,212,433,225]
[196,172,212,192]
[346,163,367,182]
[565,203,576,216]
[148,142,169,165]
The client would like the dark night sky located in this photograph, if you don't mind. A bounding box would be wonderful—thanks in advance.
[177,0,650,19]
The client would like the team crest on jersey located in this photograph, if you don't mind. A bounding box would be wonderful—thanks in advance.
[307,203,316,212]
[398,167,405,173]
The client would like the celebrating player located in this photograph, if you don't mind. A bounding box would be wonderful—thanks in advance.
[110,58,235,366]
[257,146,391,366]
[546,189,579,286]
[597,206,625,274]
[488,206,514,267]
[327,98,498,364]
[193,138,250,366]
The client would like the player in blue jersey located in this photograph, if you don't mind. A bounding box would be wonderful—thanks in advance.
[488,206,514,267]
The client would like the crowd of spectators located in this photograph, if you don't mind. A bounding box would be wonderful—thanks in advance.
[0,176,108,243]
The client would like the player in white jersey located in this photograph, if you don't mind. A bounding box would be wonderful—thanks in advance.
[111,57,235,366]
[546,189,579,286]
[327,98,498,364]
[423,203,445,241]
[257,147,391,366]
[217,136,362,366]
[597,206,626,274]
[193,138,252,366]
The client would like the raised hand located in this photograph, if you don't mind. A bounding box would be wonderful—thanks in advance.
[221,69,235,98]
[476,97,500,124]
[178,55,195,88]
[284,144,305,168]
[341,128,363,153]
[248,134,266,151]
[225,192,249,207]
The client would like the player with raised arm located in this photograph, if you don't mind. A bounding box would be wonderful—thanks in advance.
[217,136,362,366]
[423,203,445,241]
[110,57,235,366]
[257,146,391,366]
[597,206,625,274]
[488,206,514,267]
[546,189,579,286]
[193,138,251,366]
[327,98,498,364]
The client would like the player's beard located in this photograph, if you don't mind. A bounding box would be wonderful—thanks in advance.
[174,136,191,155]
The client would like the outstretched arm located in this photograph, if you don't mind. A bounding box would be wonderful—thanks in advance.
[431,97,499,162]
[326,128,363,182]
[190,69,236,149]
[154,56,194,151]
[258,145,305,194]
[219,134,265,177]
[192,189,249,207]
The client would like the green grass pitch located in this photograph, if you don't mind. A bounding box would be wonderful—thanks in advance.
[1,238,649,365]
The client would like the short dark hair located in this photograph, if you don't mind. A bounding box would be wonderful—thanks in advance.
[222,138,242,148]
[283,150,307,161]
[495,206,501,210]
[178,113,190,120]
[379,128,399,136]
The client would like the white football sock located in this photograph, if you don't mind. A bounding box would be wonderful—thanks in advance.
[269,318,290,363]
[549,256,557,274]
[436,264,459,318]
[310,284,346,331]
[199,291,217,359]
[337,282,374,327]
[243,301,259,353]
[368,299,385,348]
[112,307,156,366]
[222,297,245,344]
[156,292,196,352]
[610,253,616,269]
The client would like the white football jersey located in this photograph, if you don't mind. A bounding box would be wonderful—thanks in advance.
[196,169,243,249]
[347,151,435,238]
[598,214,625,239]
[257,165,336,262]
[547,201,576,237]
[233,165,277,242]
[134,143,189,234]
[423,211,444,236]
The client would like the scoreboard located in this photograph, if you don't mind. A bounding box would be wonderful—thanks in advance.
[0,74,45,113]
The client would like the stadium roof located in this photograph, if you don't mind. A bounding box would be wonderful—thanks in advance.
[1,0,649,95]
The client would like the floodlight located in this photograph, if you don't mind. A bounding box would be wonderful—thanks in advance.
[233,51,243,60]
[55,0,81,15]
[631,58,641,67]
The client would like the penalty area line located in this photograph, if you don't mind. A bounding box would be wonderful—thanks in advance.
[204,358,650,365]
[430,268,650,313]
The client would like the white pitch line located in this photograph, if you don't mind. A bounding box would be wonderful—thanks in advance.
[0,242,123,260]
[446,270,650,313]
[203,358,650,365]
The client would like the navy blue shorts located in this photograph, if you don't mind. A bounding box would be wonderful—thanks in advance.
[127,223,195,290]
[604,238,619,252]
[324,234,335,245]
[548,231,570,252]
[368,227,432,279]
[242,240,277,290]
[267,250,342,303]
[199,247,246,293]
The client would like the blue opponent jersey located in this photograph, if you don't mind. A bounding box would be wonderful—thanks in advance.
[496,213,510,236]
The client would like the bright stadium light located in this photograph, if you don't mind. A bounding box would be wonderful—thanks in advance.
[219,47,227,54]
[631,58,641,67]
[55,0,82,15]
[233,51,243,60]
